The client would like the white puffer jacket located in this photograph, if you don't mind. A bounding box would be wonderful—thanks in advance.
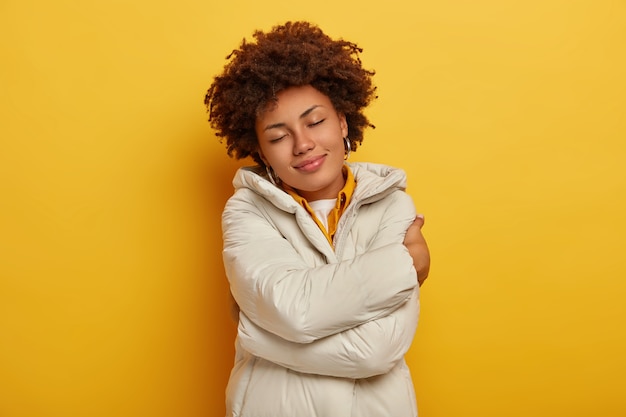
[222,162,420,417]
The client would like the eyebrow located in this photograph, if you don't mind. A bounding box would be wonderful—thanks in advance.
[263,105,322,131]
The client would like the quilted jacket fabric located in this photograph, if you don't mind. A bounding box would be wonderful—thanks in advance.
[222,162,420,417]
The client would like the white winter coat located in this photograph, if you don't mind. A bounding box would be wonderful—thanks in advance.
[222,162,420,417]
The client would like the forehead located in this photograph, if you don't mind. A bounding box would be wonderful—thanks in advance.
[257,85,333,118]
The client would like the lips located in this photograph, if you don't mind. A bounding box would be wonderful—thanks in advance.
[294,155,326,172]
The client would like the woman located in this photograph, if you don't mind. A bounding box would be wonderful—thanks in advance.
[205,21,430,417]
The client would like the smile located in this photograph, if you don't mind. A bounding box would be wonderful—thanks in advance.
[294,155,326,172]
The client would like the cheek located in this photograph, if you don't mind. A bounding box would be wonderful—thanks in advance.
[260,144,289,168]
[329,133,346,151]
[257,139,281,163]
[256,145,267,164]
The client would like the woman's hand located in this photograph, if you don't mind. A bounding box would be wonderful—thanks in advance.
[403,215,430,286]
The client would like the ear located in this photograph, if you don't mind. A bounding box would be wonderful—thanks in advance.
[339,113,348,138]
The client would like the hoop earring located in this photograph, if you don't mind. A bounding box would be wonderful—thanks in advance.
[343,137,351,160]
[265,164,278,186]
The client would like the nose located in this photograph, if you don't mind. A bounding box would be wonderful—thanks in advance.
[293,131,314,155]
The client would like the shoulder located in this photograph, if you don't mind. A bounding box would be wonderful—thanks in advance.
[224,166,299,215]
[370,189,416,221]
[349,162,407,184]
[349,163,407,191]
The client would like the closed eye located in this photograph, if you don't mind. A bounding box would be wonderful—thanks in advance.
[269,135,287,143]
[309,119,325,127]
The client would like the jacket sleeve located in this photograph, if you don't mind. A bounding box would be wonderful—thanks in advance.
[222,190,417,344]
[237,285,419,378]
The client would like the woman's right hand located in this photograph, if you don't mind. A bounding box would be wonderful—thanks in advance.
[403,215,430,286]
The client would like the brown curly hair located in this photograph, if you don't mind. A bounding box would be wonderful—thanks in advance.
[204,21,377,166]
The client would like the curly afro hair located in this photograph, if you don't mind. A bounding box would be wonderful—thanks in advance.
[204,21,377,166]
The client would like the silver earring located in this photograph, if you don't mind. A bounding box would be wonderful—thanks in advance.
[265,164,278,186]
[344,137,351,160]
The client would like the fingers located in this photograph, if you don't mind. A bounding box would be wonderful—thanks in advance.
[414,214,425,228]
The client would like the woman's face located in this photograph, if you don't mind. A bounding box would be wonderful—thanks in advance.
[255,85,348,201]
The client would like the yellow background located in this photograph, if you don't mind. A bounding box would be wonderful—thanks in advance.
[1,0,625,416]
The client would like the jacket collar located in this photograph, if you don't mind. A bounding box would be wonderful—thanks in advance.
[232,162,407,213]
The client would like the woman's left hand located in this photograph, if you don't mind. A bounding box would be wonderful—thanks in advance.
[403,215,430,286]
